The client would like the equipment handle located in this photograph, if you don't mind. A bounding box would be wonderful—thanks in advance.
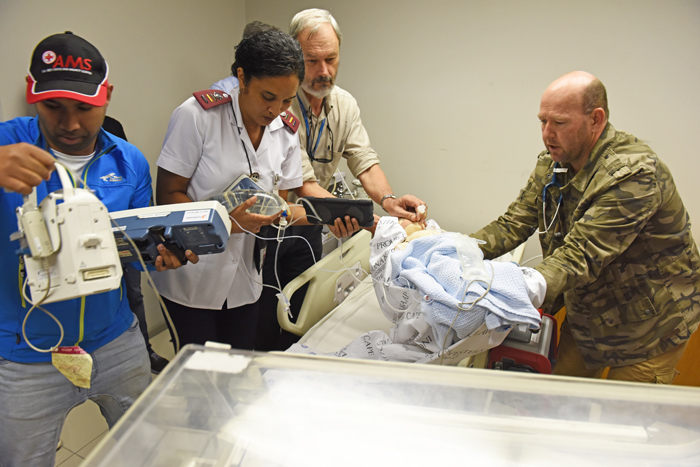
[53,162,75,199]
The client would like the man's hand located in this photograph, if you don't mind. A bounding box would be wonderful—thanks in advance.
[154,244,200,271]
[328,215,361,238]
[383,194,427,223]
[229,196,281,234]
[0,143,55,195]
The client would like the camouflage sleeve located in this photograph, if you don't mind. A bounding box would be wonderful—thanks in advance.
[471,170,539,260]
[535,169,662,308]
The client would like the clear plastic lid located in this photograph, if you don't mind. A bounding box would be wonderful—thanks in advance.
[82,345,700,467]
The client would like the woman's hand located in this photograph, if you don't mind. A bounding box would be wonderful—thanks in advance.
[229,196,281,234]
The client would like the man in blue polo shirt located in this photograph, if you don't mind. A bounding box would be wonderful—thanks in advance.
[0,32,194,466]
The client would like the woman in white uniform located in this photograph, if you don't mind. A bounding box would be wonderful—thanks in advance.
[153,30,305,349]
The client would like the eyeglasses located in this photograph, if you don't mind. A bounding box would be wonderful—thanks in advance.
[309,125,334,164]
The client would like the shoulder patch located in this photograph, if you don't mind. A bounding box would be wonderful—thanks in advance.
[193,89,232,110]
[279,111,300,134]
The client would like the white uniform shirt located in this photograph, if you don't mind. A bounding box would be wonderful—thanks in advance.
[153,88,303,309]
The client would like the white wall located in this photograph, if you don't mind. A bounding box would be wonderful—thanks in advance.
[0,0,246,336]
[0,0,245,168]
[246,0,700,263]
[3,0,700,335]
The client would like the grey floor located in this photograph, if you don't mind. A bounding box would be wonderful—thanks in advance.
[54,330,174,466]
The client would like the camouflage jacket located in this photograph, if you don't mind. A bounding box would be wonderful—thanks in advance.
[472,123,700,368]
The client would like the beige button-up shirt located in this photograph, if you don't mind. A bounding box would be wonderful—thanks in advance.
[291,86,380,194]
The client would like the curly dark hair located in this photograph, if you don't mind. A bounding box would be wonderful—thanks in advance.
[231,29,304,85]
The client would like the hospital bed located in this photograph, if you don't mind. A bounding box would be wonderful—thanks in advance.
[277,230,526,356]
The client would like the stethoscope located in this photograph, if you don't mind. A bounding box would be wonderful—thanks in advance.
[537,162,568,234]
[296,94,333,163]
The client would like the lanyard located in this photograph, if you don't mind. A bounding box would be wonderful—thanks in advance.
[297,94,326,161]
[231,102,259,181]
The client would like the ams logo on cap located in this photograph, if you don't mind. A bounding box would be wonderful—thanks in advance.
[42,50,92,71]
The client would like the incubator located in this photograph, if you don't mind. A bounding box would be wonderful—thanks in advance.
[82,345,700,466]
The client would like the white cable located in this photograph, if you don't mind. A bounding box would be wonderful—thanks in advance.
[108,217,181,353]
[228,213,373,293]
[21,258,64,353]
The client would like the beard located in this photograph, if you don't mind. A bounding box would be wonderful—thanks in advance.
[300,74,336,99]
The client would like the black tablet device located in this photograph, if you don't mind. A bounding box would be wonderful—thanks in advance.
[300,197,374,227]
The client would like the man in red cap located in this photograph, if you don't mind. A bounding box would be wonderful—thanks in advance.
[0,32,193,466]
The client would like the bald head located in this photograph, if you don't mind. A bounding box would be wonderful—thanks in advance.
[538,71,609,173]
[545,71,609,121]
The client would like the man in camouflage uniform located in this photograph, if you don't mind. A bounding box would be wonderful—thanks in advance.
[472,71,700,383]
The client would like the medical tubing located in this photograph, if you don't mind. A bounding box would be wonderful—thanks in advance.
[108,217,181,354]
[21,258,65,353]
[227,214,317,296]
[520,254,544,267]
[227,213,372,291]
[273,225,285,296]
[296,198,323,226]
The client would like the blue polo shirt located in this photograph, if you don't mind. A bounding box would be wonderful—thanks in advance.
[0,116,152,363]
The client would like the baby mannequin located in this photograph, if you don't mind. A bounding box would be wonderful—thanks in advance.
[395,218,441,250]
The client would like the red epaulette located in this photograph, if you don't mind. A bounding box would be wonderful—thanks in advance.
[279,111,300,134]
[193,89,232,110]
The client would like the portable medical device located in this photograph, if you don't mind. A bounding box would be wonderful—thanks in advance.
[110,201,231,266]
[208,174,289,217]
[488,314,557,374]
[300,197,374,227]
[12,163,122,304]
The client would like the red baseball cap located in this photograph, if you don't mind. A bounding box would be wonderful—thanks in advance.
[26,32,109,106]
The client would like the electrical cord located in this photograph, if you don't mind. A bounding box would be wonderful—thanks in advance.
[108,217,181,354]
[21,258,64,352]
[228,210,370,307]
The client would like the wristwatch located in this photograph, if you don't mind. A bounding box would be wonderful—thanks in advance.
[380,194,397,211]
